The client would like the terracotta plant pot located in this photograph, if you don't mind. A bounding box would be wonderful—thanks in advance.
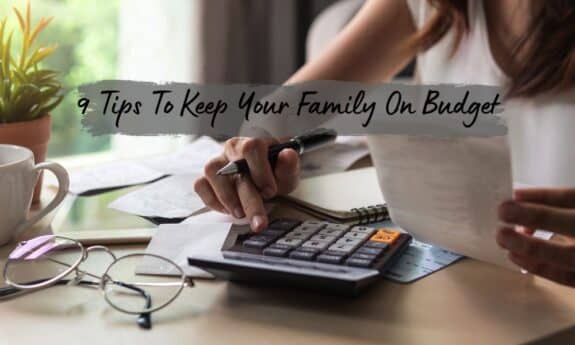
[0,115,51,204]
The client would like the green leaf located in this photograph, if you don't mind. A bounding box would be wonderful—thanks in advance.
[0,19,6,66]
[25,1,31,36]
[12,8,26,33]
[35,94,63,117]
[0,2,62,123]
[27,69,59,84]
[12,68,27,84]
[29,17,52,46]
[2,31,12,79]
[25,45,56,70]
[11,84,40,118]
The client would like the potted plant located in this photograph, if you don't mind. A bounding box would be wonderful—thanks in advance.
[0,2,63,203]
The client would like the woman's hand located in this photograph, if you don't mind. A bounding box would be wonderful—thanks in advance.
[497,188,575,286]
[194,137,300,232]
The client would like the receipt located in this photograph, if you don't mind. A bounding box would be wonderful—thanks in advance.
[67,137,221,195]
[69,161,165,195]
[141,136,222,176]
[368,135,514,268]
[108,174,204,218]
[181,209,251,226]
[136,222,232,278]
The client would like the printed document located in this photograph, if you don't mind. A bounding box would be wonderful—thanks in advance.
[367,135,514,268]
[108,174,204,218]
[69,161,165,195]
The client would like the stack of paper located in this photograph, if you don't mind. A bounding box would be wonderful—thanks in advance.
[108,175,205,218]
[181,209,251,225]
[67,136,223,195]
[140,136,223,176]
[69,161,166,195]
[136,222,232,278]
[137,208,274,277]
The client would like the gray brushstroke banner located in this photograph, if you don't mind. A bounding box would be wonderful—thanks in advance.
[78,80,506,138]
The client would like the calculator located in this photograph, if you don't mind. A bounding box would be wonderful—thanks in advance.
[188,218,412,295]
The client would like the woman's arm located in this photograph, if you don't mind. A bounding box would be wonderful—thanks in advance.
[195,0,418,231]
[287,0,417,84]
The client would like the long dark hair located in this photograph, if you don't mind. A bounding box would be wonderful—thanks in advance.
[409,0,575,98]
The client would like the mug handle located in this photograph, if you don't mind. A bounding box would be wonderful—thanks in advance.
[13,162,70,238]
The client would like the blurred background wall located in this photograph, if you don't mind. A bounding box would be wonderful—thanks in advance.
[119,0,340,84]
[198,0,337,83]
[115,0,340,155]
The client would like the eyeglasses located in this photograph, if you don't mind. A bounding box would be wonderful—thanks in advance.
[1,235,193,329]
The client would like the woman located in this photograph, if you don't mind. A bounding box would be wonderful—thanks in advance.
[194,0,575,286]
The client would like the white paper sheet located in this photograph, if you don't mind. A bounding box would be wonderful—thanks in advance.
[367,135,514,268]
[108,174,204,218]
[181,209,251,226]
[181,203,275,225]
[66,137,221,195]
[300,136,369,178]
[141,136,223,176]
[136,223,232,278]
[69,161,166,195]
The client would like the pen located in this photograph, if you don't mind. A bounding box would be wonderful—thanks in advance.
[216,128,338,176]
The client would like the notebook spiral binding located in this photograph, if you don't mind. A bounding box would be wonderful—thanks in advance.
[350,204,388,225]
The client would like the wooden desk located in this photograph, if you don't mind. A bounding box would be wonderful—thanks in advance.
[2,190,575,344]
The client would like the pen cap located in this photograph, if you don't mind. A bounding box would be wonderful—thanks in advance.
[293,128,337,152]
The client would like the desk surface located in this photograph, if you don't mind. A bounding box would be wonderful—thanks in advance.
[2,191,575,345]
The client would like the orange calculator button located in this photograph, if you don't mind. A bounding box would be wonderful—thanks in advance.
[370,229,400,244]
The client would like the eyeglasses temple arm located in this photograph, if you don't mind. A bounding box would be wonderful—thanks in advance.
[112,281,153,330]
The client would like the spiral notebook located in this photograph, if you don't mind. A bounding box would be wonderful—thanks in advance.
[280,167,388,225]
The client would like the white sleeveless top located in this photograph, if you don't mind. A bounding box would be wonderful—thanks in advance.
[365,0,575,262]
[369,0,575,187]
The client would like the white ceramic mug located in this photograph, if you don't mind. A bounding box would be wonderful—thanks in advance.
[0,144,69,246]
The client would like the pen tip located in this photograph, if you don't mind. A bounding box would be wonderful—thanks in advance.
[216,164,236,176]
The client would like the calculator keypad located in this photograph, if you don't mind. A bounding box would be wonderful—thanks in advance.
[268,218,302,231]
[316,253,345,265]
[318,228,346,237]
[370,229,400,244]
[275,237,304,247]
[301,240,331,251]
[262,246,291,257]
[289,250,318,261]
[328,243,358,254]
[236,218,405,270]
[310,234,338,243]
[343,231,372,241]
